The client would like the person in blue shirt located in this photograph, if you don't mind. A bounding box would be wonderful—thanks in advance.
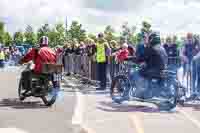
[136,33,145,59]
[191,35,200,96]
[181,33,197,80]
[163,36,179,71]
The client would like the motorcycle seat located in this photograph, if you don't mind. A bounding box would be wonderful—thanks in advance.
[161,70,176,77]
[31,73,50,80]
[145,72,167,80]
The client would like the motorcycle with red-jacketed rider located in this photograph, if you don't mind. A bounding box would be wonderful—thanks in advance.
[18,62,62,107]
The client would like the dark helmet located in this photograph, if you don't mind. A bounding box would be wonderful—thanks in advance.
[149,32,161,46]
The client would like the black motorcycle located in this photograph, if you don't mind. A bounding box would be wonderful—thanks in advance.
[18,62,62,106]
[110,60,181,111]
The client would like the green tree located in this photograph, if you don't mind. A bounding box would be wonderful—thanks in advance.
[88,33,97,42]
[4,32,12,46]
[48,28,57,47]
[55,23,65,46]
[120,22,136,44]
[37,23,50,40]
[0,22,5,44]
[24,25,37,45]
[141,21,152,34]
[13,31,24,45]
[47,23,65,47]
[68,21,87,42]
[104,25,116,43]
[130,34,138,45]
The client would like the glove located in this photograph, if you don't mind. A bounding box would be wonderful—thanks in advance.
[18,59,24,65]
[139,62,146,68]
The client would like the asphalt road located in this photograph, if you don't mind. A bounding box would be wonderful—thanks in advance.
[2,66,200,133]
[63,68,200,133]
[0,66,85,133]
[76,87,200,133]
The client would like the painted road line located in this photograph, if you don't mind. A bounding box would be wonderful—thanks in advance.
[130,114,144,133]
[72,88,85,125]
[81,124,96,133]
[0,128,28,133]
[177,108,200,129]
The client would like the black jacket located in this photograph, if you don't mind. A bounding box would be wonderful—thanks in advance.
[133,45,167,78]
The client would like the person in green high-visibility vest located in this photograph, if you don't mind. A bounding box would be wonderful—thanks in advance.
[95,33,111,90]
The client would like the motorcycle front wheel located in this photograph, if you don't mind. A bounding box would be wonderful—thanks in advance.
[158,78,178,111]
[110,75,131,104]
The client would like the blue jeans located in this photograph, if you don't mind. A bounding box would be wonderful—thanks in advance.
[0,60,4,67]
[129,70,149,98]
[168,64,178,73]
[192,54,200,93]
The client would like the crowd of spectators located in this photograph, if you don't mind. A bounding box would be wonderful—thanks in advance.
[55,32,200,92]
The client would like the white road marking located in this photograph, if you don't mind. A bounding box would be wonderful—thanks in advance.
[130,114,144,133]
[0,128,28,133]
[72,88,85,125]
[81,124,96,133]
[178,108,200,129]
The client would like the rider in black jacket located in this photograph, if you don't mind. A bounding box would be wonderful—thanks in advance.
[129,32,168,98]
[132,32,168,79]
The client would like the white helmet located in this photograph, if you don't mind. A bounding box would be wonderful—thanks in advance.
[122,43,128,48]
[40,36,48,46]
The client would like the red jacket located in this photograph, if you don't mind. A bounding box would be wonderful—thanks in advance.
[22,46,56,74]
[116,49,129,62]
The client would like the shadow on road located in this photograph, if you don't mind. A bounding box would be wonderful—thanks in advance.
[97,101,178,114]
[0,98,48,109]
[63,88,110,96]
[179,102,200,111]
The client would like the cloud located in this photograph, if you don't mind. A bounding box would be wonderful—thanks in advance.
[1,0,200,35]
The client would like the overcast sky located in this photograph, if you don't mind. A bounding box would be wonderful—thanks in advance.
[1,0,200,35]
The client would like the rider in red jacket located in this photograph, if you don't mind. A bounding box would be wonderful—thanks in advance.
[20,36,56,73]
[19,36,56,92]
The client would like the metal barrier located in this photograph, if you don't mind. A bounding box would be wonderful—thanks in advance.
[63,54,194,91]
[63,55,183,78]
[63,54,98,83]
[63,55,125,83]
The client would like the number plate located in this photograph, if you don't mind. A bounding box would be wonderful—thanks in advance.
[53,74,62,81]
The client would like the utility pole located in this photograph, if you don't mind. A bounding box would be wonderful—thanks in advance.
[65,16,68,41]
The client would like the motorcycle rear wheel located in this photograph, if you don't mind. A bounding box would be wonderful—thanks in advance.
[18,78,26,101]
[41,81,58,107]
